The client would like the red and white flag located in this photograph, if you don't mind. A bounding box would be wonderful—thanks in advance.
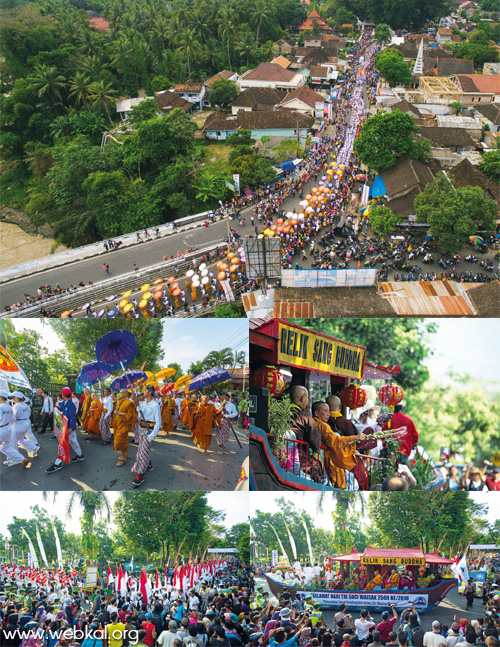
[107,566,114,588]
[140,569,152,604]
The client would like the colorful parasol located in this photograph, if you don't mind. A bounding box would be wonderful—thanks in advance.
[123,291,132,298]
[160,383,175,395]
[187,368,231,392]
[174,375,192,391]
[79,361,113,386]
[95,329,137,370]
[156,367,176,381]
[469,236,484,244]
[110,370,148,391]
[61,311,72,318]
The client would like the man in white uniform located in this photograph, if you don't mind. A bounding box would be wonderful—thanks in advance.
[100,388,114,445]
[11,392,39,461]
[0,390,29,467]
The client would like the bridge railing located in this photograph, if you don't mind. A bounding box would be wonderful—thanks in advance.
[2,243,229,318]
[0,209,223,284]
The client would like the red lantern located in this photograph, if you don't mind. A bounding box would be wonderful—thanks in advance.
[250,366,286,397]
[340,385,367,409]
[378,384,404,407]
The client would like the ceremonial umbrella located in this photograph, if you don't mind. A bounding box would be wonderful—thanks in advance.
[110,370,148,392]
[187,368,231,392]
[119,299,129,308]
[160,383,175,395]
[469,236,484,244]
[123,304,133,314]
[156,367,176,381]
[106,295,117,302]
[79,361,114,389]
[82,303,91,311]
[106,310,116,318]
[141,284,150,292]
[153,278,163,285]
[97,309,106,318]
[61,311,72,318]
[95,329,137,370]
[123,291,132,298]
[174,375,192,391]
[143,292,153,300]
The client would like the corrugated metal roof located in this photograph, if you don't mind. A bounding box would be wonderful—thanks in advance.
[273,301,314,317]
[379,281,476,316]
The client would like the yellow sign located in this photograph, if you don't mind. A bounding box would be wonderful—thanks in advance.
[277,323,365,379]
[361,556,425,566]
[491,452,500,467]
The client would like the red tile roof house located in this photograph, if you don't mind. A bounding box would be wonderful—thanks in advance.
[299,9,332,33]
[237,62,308,91]
[172,83,207,109]
[202,110,314,141]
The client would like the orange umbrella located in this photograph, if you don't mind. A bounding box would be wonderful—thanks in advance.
[167,276,175,284]
[229,264,238,273]
[154,291,163,300]
[61,310,72,318]
[153,284,163,291]
[227,252,235,261]
[153,278,163,285]
[219,262,228,270]
[218,271,226,281]
[172,288,181,296]
[171,283,179,291]
[156,367,176,381]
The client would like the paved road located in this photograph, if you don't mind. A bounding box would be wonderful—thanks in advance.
[256,576,484,629]
[1,421,248,491]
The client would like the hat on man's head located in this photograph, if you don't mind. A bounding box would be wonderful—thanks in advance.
[0,390,11,399]
[11,391,25,399]
[280,608,291,618]
[62,388,72,397]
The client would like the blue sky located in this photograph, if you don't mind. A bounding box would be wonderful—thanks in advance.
[423,319,499,385]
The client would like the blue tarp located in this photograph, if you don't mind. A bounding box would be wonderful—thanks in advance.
[278,161,295,171]
[369,175,387,197]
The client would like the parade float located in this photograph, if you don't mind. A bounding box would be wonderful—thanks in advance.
[265,546,457,612]
[249,318,444,492]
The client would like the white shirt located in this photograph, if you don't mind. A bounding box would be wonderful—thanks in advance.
[222,401,238,419]
[0,401,13,428]
[11,401,31,431]
[42,396,54,414]
[137,399,161,440]
[175,398,183,415]
[424,632,447,647]
[355,618,375,640]
[313,565,321,576]
[72,397,80,413]
[102,395,113,419]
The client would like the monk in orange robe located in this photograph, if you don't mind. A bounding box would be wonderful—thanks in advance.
[83,393,102,436]
[186,395,199,437]
[113,389,136,466]
[191,395,223,452]
[365,570,382,591]
[312,401,366,489]
[80,388,91,425]
[161,396,174,436]
[180,396,191,428]
[386,567,399,590]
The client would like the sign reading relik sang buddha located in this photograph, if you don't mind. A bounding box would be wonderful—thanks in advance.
[277,323,365,380]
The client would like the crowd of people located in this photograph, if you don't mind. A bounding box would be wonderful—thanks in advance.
[0,385,248,488]
[245,566,500,647]
[438,462,500,493]
[0,560,255,647]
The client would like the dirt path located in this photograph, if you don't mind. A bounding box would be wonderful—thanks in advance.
[0,222,67,270]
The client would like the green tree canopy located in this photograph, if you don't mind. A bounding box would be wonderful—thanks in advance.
[47,320,164,371]
[209,78,239,109]
[368,491,488,554]
[414,173,497,253]
[374,23,391,43]
[478,149,500,181]
[367,205,402,235]
[294,319,436,392]
[374,48,412,87]
[128,98,160,124]
[353,110,421,171]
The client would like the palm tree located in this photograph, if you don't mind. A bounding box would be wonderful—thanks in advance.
[236,30,257,67]
[88,79,118,124]
[260,40,276,61]
[315,492,366,554]
[42,492,112,564]
[68,72,93,110]
[218,7,235,70]
[28,64,68,106]
[176,28,201,78]
[111,37,135,74]
[232,350,246,368]
[78,30,100,57]
[250,0,273,44]
[203,347,234,369]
